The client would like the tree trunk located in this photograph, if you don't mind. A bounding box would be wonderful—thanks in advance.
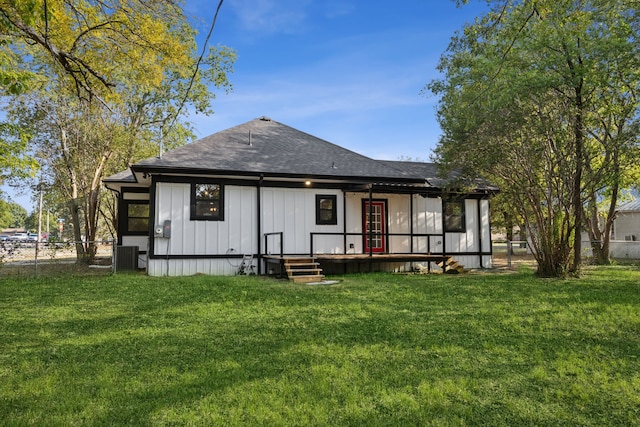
[60,128,90,263]
[525,214,571,278]
[82,151,112,264]
[590,180,619,266]
[68,196,89,263]
[570,94,584,274]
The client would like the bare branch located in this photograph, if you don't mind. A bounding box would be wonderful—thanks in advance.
[166,0,225,134]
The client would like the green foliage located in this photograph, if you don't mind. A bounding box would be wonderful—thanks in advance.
[429,0,639,276]
[0,197,27,228]
[0,121,38,179]
[0,40,34,95]
[0,0,235,261]
[0,270,639,425]
[1,0,216,100]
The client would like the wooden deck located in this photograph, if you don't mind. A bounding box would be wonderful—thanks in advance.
[263,253,457,276]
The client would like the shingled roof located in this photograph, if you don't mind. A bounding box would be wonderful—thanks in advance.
[105,117,497,195]
[379,160,499,192]
[132,117,416,182]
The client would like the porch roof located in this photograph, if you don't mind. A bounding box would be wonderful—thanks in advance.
[379,160,499,193]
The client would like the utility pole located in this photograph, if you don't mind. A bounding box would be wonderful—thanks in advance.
[36,182,43,276]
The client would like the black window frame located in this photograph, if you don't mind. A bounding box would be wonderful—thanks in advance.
[123,200,150,235]
[316,194,337,225]
[191,183,224,221]
[444,199,466,232]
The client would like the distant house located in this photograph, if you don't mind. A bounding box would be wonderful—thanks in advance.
[614,199,640,241]
[104,117,498,278]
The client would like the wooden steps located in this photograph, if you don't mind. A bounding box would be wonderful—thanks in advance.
[437,256,468,274]
[284,257,325,283]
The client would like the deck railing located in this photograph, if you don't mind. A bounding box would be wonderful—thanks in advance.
[309,232,445,257]
[263,231,284,258]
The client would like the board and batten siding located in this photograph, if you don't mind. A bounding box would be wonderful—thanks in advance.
[480,199,492,268]
[614,211,640,241]
[343,193,414,254]
[441,199,492,269]
[148,184,345,275]
[345,194,491,269]
[148,182,257,276]
[412,195,443,254]
[344,193,450,255]
[262,187,343,255]
[146,182,492,275]
[444,199,479,253]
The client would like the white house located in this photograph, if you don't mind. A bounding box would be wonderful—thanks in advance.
[104,117,498,278]
[614,199,640,241]
[606,199,640,260]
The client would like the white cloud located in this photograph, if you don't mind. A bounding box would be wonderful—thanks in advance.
[229,0,313,35]
[184,1,455,158]
[187,23,444,154]
[321,1,356,19]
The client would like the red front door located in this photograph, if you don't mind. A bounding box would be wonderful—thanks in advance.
[363,201,386,253]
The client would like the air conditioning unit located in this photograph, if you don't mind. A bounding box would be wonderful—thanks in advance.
[115,246,139,271]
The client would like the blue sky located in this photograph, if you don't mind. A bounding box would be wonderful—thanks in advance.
[184,0,488,159]
[3,0,490,212]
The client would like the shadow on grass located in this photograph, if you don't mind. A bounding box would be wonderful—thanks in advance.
[1,271,639,425]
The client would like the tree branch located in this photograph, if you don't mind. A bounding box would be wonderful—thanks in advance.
[165,0,225,134]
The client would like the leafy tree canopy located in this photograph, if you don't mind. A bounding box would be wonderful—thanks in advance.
[1,0,235,262]
[0,197,27,229]
[429,0,639,276]
[0,0,207,101]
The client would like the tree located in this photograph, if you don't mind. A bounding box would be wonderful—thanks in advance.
[0,121,38,180]
[2,0,235,263]
[0,22,37,179]
[428,0,639,277]
[1,0,196,102]
[0,197,27,229]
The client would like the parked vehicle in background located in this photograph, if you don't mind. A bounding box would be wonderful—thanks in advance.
[10,232,28,242]
[0,235,10,242]
[27,233,39,242]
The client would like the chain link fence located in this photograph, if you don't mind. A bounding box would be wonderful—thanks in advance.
[492,239,640,270]
[491,240,536,270]
[0,240,114,277]
[4,238,638,277]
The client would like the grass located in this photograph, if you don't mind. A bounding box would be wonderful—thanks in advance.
[1,267,639,426]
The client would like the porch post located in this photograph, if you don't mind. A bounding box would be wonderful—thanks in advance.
[368,184,373,273]
[343,191,347,254]
[148,176,158,264]
[441,196,447,273]
[257,174,263,274]
[477,198,483,268]
[343,190,348,274]
[410,193,414,253]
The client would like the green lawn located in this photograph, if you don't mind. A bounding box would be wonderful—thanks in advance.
[1,267,639,426]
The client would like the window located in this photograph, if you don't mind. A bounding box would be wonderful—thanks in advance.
[316,195,337,225]
[444,200,465,232]
[191,183,224,220]
[125,201,149,234]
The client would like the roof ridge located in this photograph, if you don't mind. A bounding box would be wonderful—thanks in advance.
[130,117,433,182]
[264,118,406,171]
